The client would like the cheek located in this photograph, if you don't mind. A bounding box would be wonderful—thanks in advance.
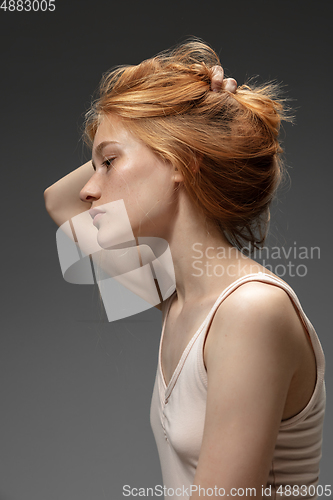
[98,170,132,203]
[132,172,175,215]
[108,161,172,207]
[98,151,175,233]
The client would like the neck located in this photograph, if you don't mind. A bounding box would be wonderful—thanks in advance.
[162,188,254,307]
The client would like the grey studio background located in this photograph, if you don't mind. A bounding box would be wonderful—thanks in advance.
[1,1,332,499]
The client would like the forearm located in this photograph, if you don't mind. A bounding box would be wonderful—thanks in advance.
[44,161,94,226]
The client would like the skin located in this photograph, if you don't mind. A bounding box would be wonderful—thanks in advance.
[45,77,317,499]
[80,115,179,247]
[210,65,237,93]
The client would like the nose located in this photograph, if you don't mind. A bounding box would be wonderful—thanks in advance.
[79,174,102,203]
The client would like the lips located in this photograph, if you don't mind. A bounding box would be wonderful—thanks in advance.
[89,207,106,226]
[89,207,106,220]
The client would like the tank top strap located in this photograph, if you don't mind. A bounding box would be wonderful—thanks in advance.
[195,272,325,398]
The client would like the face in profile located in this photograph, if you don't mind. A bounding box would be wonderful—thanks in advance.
[80,114,179,249]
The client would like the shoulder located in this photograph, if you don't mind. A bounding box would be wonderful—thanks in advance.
[204,280,301,376]
[213,278,297,319]
[214,281,295,326]
[213,279,298,331]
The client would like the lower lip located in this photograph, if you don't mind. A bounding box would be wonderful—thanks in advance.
[93,213,105,226]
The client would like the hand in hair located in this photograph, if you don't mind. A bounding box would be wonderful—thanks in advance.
[211,65,237,93]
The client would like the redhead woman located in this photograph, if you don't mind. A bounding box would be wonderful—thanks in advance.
[44,41,326,500]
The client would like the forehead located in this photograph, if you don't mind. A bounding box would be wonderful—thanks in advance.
[93,114,132,145]
[92,114,153,162]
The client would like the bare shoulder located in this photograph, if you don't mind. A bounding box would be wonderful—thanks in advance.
[224,280,297,321]
[204,280,302,372]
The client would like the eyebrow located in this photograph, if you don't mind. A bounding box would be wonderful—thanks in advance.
[91,140,120,171]
[94,140,120,156]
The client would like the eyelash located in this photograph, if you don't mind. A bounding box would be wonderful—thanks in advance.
[102,157,116,170]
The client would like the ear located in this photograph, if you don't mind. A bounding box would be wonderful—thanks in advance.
[172,155,201,183]
[172,166,185,183]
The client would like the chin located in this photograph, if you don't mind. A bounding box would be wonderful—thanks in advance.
[96,218,136,249]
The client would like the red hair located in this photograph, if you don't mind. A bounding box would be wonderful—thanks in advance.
[84,40,291,252]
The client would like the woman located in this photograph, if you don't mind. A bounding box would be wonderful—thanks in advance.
[44,41,326,499]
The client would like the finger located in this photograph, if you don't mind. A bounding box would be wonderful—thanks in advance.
[210,65,224,92]
[223,78,237,93]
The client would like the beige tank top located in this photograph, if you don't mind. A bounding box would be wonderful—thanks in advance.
[150,273,326,500]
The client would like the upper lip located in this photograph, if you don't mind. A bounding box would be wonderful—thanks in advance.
[89,207,106,220]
